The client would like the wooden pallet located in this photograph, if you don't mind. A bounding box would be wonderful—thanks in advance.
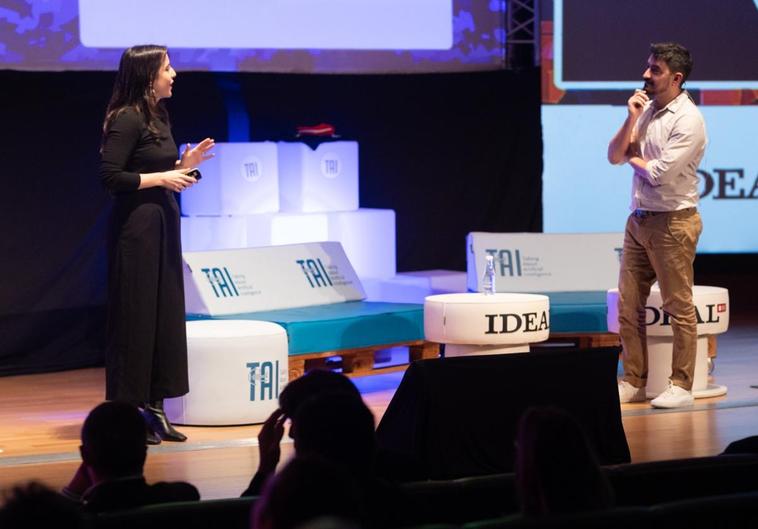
[543,332,622,350]
[543,332,718,359]
[287,340,440,379]
[287,334,719,380]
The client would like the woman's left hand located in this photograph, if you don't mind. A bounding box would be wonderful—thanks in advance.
[180,138,215,168]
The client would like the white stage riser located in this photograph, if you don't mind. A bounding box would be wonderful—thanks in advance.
[364,277,445,304]
[278,141,359,213]
[181,142,280,215]
[363,271,467,303]
[181,208,396,279]
[180,141,360,216]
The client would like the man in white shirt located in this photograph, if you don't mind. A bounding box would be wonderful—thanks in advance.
[607,42,707,409]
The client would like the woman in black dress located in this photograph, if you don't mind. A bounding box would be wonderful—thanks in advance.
[100,45,214,444]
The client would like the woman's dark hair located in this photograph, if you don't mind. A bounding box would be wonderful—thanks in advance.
[252,456,364,529]
[102,45,169,146]
[292,391,377,480]
[515,406,615,516]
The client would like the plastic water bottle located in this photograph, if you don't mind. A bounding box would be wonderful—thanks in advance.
[482,254,496,295]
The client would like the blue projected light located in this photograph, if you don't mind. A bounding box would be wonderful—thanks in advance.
[0,0,505,73]
[79,0,453,50]
[542,105,758,253]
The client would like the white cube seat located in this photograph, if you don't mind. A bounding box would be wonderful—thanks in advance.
[181,142,280,215]
[607,285,729,398]
[424,293,550,357]
[165,320,289,425]
[278,141,359,213]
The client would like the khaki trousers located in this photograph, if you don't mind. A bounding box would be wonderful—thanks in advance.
[617,208,702,391]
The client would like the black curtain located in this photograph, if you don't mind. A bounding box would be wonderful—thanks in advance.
[0,68,542,376]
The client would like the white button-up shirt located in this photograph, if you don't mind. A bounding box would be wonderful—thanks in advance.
[626,90,707,212]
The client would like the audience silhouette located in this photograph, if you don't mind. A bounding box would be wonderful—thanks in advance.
[251,456,364,529]
[0,482,83,529]
[243,370,411,528]
[241,369,362,496]
[514,406,615,517]
[61,401,199,512]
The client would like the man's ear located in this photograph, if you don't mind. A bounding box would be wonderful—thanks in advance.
[79,444,88,464]
[673,72,684,88]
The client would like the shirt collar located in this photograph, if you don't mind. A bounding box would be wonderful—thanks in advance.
[656,90,689,115]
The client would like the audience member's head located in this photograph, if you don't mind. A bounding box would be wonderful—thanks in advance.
[514,406,614,517]
[80,401,147,482]
[722,435,758,455]
[279,369,362,419]
[252,456,364,529]
[292,391,377,480]
[0,481,82,529]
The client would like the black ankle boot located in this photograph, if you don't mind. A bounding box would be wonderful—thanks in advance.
[143,400,187,442]
[146,429,162,445]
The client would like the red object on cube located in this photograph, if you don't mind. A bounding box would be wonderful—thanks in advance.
[296,123,336,136]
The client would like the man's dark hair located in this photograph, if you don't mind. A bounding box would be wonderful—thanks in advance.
[279,369,361,419]
[252,456,364,529]
[0,482,82,529]
[650,42,693,86]
[81,401,147,478]
[292,391,377,480]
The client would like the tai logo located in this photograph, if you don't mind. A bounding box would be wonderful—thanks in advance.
[296,258,333,288]
[201,267,240,298]
[247,360,281,402]
[484,311,549,334]
[645,304,724,326]
[241,155,263,182]
[320,153,341,178]
[485,249,522,277]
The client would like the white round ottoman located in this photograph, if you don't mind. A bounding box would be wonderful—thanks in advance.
[607,285,729,399]
[424,293,550,357]
[165,320,289,425]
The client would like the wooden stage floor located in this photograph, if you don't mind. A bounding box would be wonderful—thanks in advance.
[2,316,758,500]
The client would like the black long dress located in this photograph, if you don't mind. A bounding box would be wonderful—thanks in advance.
[100,107,189,403]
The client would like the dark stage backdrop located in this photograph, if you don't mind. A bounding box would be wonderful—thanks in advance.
[0,69,543,375]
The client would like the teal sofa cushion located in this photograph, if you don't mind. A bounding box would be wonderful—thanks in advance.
[543,291,609,333]
[188,301,424,356]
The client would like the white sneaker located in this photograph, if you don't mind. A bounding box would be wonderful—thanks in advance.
[618,380,646,403]
[650,382,694,409]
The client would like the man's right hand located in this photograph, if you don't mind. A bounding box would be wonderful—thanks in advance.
[627,89,649,119]
[257,408,286,474]
[62,462,93,500]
